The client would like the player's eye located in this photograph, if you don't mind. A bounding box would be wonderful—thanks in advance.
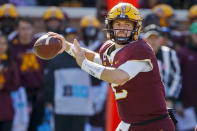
[126,24,131,27]
[116,23,120,27]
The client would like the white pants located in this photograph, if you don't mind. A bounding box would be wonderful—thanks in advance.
[116,121,131,131]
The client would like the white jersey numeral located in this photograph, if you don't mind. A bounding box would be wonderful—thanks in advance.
[111,83,128,100]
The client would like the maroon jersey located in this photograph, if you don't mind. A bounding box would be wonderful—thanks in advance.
[9,35,45,90]
[99,40,168,123]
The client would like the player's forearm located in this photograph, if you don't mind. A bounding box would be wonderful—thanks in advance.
[101,68,130,85]
[64,41,75,56]
[65,42,102,64]
[81,59,129,85]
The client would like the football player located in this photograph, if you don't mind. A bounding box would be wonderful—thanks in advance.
[43,6,66,34]
[152,4,176,29]
[48,3,175,131]
[0,3,18,35]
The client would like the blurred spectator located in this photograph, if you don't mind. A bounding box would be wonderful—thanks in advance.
[63,27,78,42]
[160,27,174,47]
[43,6,65,34]
[189,5,197,23]
[139,0,162,8]
[0,33,20,131]
[44,46,94,131]
[142,13,160,28]
[152,4,177,29]
[159,26,188,51]
[0,3,18,35]
[79,16,104,50]
[143,24,181,109]
[9,17,45,131]
[79,15,107,131]
[177,22,197,130]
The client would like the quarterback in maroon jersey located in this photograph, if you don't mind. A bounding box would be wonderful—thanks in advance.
[48,2,175,131]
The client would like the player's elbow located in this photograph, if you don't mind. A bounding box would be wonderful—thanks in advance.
[113,74,130,85]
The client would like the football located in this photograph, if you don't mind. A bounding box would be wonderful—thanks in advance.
[33,34,62,60]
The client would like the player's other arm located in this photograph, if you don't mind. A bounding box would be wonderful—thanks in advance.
[101,67,130,85]
[80,57,130,85]
[82,58,152,85]
[63,39,128,85]
[65,43,102,64]
[73,39,153,86]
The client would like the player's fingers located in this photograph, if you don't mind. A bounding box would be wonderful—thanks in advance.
[75,39,82,51]
[53,35,65,44]
[53,35,63,40]
[73,39,81,52]
[72,49,77,57]
[47,32,57,36]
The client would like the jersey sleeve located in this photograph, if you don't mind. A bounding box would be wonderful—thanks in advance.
[118,60,153,80]
[117,40,154,80]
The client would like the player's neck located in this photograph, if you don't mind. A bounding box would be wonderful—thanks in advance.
[115,43,126,49]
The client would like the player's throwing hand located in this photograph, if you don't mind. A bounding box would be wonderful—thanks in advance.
[72,39,86,66]
[47,32,71,54]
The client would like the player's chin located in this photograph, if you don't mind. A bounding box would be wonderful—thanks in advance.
[115,34,128,37]
[115,32,129,37]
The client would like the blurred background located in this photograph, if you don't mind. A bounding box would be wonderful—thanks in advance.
[0,0,197,131]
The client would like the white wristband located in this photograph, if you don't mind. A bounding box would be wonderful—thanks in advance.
[81,59,105,79]
[65,44,75,57]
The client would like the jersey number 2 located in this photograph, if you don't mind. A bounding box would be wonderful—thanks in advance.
[111,83,128,100]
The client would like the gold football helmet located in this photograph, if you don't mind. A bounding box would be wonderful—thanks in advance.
[189,5,197,20]
[80,16,101,41]
[105,3,142,44]
[80,16,101,28]
[0,4,18,18]
[43,6,64,21]
[152,4,174,27]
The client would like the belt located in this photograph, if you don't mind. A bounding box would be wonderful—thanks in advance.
[131,113,169,126]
